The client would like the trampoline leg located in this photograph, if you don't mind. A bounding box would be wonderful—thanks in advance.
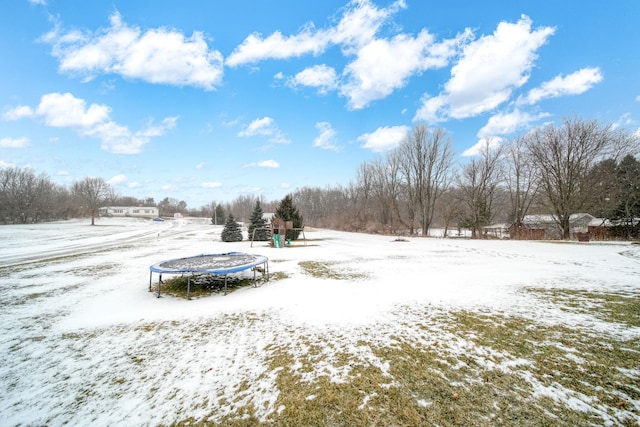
[224,275,228,295]
[187,277,191,300]
[149,271,153,292]
[157,273,162,298]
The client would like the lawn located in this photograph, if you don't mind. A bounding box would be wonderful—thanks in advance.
[0,218,638,426]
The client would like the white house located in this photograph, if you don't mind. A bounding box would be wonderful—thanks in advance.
[99,206,159,218]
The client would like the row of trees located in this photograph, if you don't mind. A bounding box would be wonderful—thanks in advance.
[287,118,638,239]
[2,117,638,239]
[0,167,273,225]
[0,169,114,225]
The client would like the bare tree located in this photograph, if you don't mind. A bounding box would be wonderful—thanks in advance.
[503,136,539,237]
[72,177,112,225]
[228,194,262,222]
[0,167,58,223]
[355,162,375,227]
[436,186,463,237]
[368,157,400,230]
[526,117,627,239]
[458,140,504,238]
[398,125,454,236]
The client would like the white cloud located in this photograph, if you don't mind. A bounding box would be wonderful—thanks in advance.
[37,92,110,127]
[200,181,223,188]
[611,112,634,130]
[342,29,471,109]
[0,137,30,148]
[195,162,205,169]
[127,181,141,188]
[227,0,472,109]
[238,117,275,137]
[289,65,338,94]
[358,125,410,152]
[244,160,280,168]
[9,92,176,154]
[461,137,503,157]
[258,160,280,168]
[88,116,177,154]
[415,15,555,122]
[521,67,603,105]
[3,105,34,121]
[226,0,404,66]
[44,12,223,90]
[313,122,339,151]
[477,109,549,139]
[226,27,325,67]
[414,94,448,124]
[107,174,127,185]
[238,117,289,144]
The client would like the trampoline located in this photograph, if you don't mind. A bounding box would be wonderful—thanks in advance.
[149,252,269,299]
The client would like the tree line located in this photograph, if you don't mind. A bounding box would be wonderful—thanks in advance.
[2,117,638,239]
[0,169,277,226]
[288,117,639,239]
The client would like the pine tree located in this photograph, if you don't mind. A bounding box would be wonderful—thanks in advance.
[274,194,303,240]
[248,201,270,241]
[221,214,243,242]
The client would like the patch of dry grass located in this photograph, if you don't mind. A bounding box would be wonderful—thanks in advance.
[527,287,640,327]
[173,304,640,426]
[298,260,368,281]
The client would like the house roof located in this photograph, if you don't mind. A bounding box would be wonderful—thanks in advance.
[521,213,594,225]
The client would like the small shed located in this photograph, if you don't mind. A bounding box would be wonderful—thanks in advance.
[508,222,546,240]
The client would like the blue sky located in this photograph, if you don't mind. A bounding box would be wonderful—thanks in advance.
[1,0,639,208]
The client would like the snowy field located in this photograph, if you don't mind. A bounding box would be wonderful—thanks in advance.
[1,217,639,426]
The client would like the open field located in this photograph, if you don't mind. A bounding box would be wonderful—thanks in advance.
[1,217,639,426]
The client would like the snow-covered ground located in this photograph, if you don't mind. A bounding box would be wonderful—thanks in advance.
[1,217,638,425]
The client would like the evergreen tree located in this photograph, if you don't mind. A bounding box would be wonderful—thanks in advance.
[248,201,270,241]
[612,154,640,238]
[221,214,243,242]
[274,194,303,240]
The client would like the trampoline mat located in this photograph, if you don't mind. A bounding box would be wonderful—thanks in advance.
[150,252,268,275]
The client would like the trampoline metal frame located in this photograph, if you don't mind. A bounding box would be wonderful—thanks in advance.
[149,252,269,299]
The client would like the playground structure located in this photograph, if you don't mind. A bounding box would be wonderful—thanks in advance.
[250,218,306,248]
[149,252,269,299]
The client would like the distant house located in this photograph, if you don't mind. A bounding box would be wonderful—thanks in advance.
[99,206,159,218]
[509,213,595,240]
